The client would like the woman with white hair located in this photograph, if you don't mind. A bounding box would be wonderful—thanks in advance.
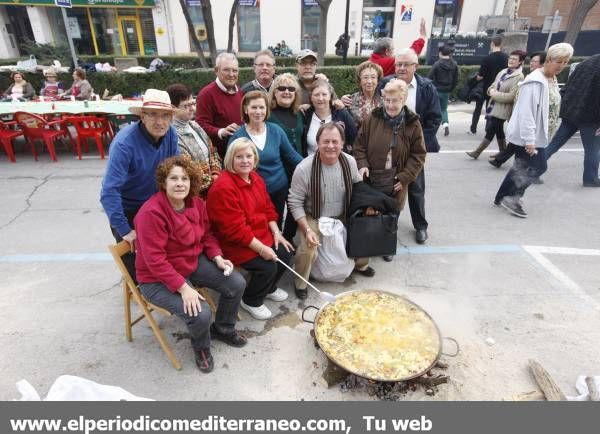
[494,42,573,218]
[207,138,295,320]
[353,79,427,261]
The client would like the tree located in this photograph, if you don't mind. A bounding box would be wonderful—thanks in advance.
[316,0,333,66]
[200,0,218,65]
[178,0,209,68]
[564,0,599,46]
[227,0,240,53]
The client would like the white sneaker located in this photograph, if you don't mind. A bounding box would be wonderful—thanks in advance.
[266,287,288,302]
[240,301,272,320]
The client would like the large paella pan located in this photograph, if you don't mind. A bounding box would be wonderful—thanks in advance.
[304,290,448,382]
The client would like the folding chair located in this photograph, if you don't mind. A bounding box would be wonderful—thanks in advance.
[108,240,220,370]
[0,119,22,163]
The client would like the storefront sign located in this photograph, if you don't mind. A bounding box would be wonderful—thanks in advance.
[0,0,155,7]
[400,4,413,23]
[55,0,72,7]
[303,0,318,6]
[426,38,490,65]
[239,0,259,6]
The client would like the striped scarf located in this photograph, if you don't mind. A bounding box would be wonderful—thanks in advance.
[309,151,353,219]
[486,69,514,119]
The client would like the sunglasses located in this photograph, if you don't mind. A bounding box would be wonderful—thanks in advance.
[276,86,296,92]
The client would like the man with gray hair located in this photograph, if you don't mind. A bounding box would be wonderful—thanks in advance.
[196,52,242,157]
[241,49,276,94]
[379,47,441,244]
[369,18,427,77]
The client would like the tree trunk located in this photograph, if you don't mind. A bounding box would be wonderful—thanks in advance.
[178,0,209,68]
[317,0,333,67]
[227,0,240,53]
[201,0,218,66]
[564,0,599,46]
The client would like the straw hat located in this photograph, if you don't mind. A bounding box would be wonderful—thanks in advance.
[129,89,175,116]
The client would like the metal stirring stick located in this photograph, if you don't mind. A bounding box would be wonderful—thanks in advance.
[276,257,337,303]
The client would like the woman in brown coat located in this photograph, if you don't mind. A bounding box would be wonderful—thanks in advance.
[353,79,426,258]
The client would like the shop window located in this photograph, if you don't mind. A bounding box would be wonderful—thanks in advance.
[432,0,463,37]
[361,0,395,56]
[301,0,320,52]
[238,3,261,52]
[89,9,120,55]
[186,4,210,52]
[138,9,157,56]
[66,8,94,55]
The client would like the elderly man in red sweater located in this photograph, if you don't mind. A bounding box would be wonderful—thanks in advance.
[369,18,427,77]
[196,52,243,158]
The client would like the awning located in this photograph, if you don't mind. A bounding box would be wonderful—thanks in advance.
[0,0,155,7]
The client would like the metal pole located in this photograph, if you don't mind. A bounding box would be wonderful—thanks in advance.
[544,10,559,51]
[343,0,350,65]
[61,7,78,68]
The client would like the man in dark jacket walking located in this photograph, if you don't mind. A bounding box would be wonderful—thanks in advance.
[543,54,600,187]
[379,48,442,244]
[428,45,458,136]
[469,35,508,134]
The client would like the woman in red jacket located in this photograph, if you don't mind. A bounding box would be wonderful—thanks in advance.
[134,156,247,374]
[207,138,295,321]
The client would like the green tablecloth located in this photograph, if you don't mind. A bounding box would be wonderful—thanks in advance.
[0,100,141,116]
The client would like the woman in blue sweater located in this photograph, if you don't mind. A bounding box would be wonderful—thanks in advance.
[228,90,302,233]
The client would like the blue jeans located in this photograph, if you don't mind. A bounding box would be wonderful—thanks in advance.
[545,119,600,183]
[495,145,547,203]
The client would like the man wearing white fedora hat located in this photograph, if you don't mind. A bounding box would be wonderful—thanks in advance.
[100,88,179,279]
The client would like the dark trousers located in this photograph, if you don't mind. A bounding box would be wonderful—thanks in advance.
[492,142,518,165]
[269,186,298,243]
[470,95,489,133]
[495,145,547,203]
[484,116,506,142]
[545,119,600,183]
[109,208,139,282]
[140,254,245,350]
[408,169,428,231]
[239,244,293,307]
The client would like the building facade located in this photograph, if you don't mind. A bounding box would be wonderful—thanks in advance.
[1,0,510,60]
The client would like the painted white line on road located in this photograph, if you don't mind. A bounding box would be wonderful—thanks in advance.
[522,245,600,311]
[438,149,583,154]
[524,246,600,256]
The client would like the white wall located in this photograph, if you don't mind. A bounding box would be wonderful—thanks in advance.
[392,1,436,54]
[152,0,172,56]
[459,0,498,32]
[260,0,301,53]
[26,6,53,45]
[0,7,19,58]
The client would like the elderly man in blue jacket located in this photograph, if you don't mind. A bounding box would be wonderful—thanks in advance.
[379,48,442,244]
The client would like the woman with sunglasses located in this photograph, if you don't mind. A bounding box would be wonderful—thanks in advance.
[268,73,304,156]
[228,90,303,233]
[167,83,221,197]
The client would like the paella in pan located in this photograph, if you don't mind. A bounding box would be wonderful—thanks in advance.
[312,290,442,382]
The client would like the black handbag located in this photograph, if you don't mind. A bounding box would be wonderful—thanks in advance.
[367,168,397,196]
[346,210,399,258]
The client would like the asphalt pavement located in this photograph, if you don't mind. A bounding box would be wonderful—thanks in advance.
[1,102,598,401]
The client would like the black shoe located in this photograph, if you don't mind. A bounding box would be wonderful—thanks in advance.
[353,266,375,277]
[583,179,600,187]
[209,323,247,347]
[500,196,527,218]
[488,158,502,168]
[382,255,394,262]
[415,229,428,244]
[444,125,449,136]
[294,285,308,300]
[195,348,214,373]
[532,177,544,185]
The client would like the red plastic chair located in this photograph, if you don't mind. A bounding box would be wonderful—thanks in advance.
[63,115,110,159]
[0,119,23,163]
[13,112,73,162]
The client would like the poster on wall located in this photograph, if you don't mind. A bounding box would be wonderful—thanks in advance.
[400,4,413,23]
[67,16,81,39]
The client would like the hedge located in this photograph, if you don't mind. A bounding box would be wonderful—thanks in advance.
[0,64,571,101]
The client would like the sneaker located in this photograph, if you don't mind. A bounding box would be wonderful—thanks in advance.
[195,348,214,373]
[488,157,502,168]
[466,130,476,135]
[353,266,376,277]
[266,287,288,302]
[442,123,449,136]
[500,196,527,218]
[382,255,394,262]
[532,177,544,185]
[240,301,272,320]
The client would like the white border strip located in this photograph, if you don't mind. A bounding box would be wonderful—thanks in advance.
[523,245,600,311]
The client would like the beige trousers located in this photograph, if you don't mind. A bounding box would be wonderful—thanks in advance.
[293,216,369,289]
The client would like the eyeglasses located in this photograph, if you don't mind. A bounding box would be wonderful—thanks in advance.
[395,62,417,68]
[254,63,274,68]
[276,86,296,92]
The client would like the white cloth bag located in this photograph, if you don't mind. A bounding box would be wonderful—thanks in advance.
[310,217,354,282]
